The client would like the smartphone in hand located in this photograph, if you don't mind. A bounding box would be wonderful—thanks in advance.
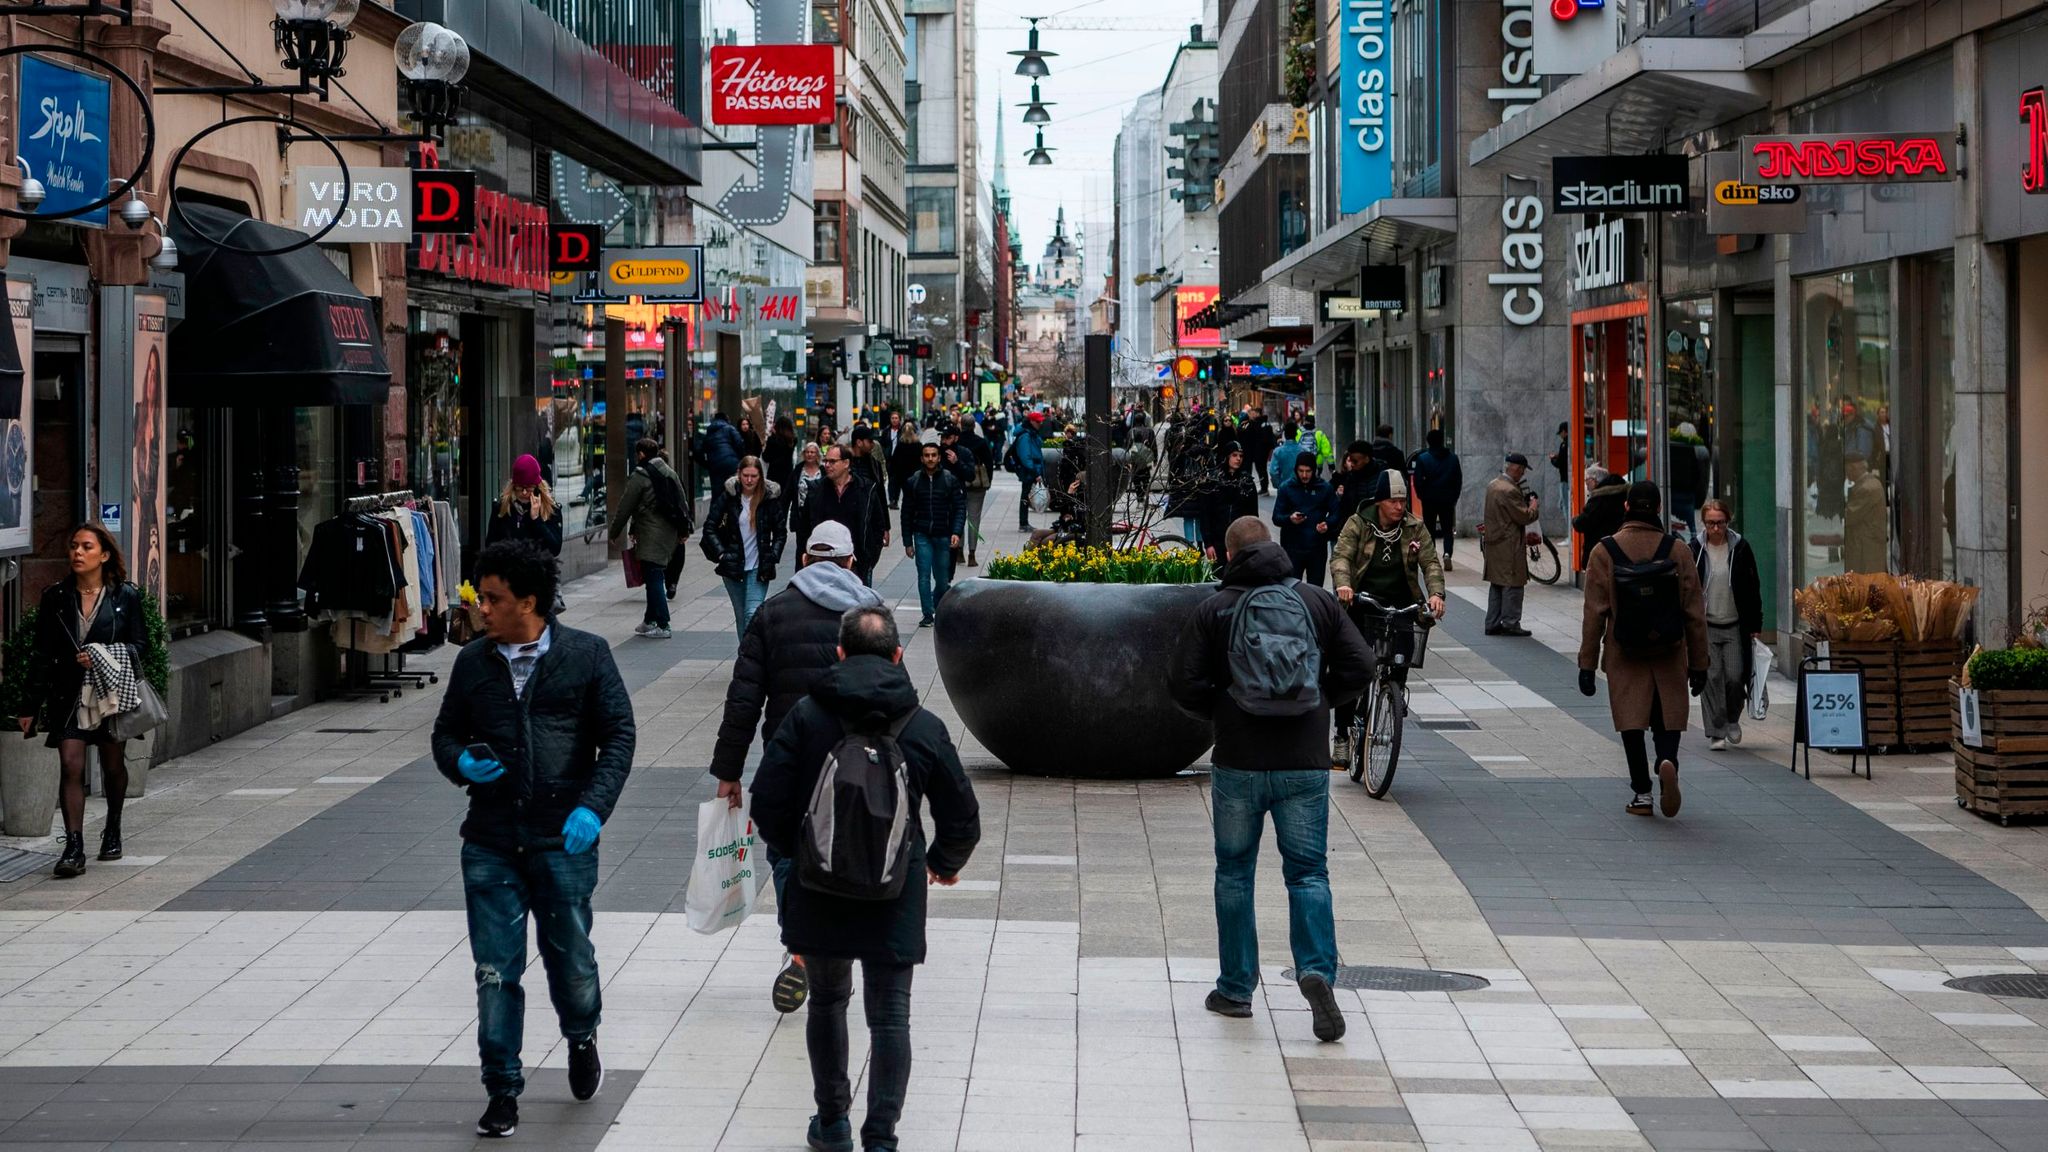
[465,742,498,762]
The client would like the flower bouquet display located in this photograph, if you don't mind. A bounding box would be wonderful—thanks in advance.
[1798,573,1977,749]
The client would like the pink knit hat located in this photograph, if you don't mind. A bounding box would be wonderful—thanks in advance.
[512,454,543,487]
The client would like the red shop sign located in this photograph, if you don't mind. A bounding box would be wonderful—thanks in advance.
[1739,132,1958,185]
[2023,87,2047,195]
[709,45,836,126]
[411,142,549,292]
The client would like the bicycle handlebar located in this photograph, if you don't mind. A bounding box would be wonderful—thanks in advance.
[1351,592,1429,620]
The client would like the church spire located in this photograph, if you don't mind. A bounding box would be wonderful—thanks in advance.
[993,80,1011,211]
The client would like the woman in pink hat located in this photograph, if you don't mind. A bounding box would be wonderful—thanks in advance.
[485,453,563,556]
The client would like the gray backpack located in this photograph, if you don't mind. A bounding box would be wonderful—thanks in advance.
[797,713,916,901]
[1225,580,1323,716]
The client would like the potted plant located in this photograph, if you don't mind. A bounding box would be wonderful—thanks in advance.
[934,543,1217,778]
[125,590,173,797]
[0,607,61,836]
[1954,646,2048,823]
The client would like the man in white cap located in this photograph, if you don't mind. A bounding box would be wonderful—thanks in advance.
[708,518,884,1014]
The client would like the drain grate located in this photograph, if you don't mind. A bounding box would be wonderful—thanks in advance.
[316,728,386,734]
[1418,718,1480,731]
[0,848,57,883]
[1282,965,1491,993]
[1944,973,2048,998]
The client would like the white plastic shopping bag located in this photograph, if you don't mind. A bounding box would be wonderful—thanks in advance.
[1028,479,1050,513]
[1748,637,1775,721]
[684,796,760,935]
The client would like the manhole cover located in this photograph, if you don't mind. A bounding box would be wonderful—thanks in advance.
[1281,965,1491,992]
[1944,973,2048,998]
[0,848,57,883]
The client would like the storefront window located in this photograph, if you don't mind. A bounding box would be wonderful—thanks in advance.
[1903,253,1955,579]
[410,317,469,527]
[1422,328,1452,443]
[1663,297,1712,529]
[909,187,955,256]
[164,409,211,633]
[1797,264,1892,583]
[295,409,338,561]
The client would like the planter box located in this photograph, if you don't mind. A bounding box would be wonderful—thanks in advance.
[1803,637,1965,750]
[934,579,1214,778]
[0,737,59,837]
[1953,683,2048,824]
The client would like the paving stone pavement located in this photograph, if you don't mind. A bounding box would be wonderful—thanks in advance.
[8,490,2048,1150]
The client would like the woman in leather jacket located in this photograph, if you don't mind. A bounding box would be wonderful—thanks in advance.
[15,523,146,877]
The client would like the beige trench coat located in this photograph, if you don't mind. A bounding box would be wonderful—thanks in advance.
[1479,475,1540,586]
[1578,521,1711,731]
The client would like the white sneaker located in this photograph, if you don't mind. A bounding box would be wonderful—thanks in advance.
[1332,732,1352,767]
[1728,724,1742,746]
[647,626,673,639]
[632,623,654,636]
[1709,738,1728,751]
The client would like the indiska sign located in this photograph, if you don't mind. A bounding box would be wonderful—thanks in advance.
[1739,132,1958,185]
[2023,87,2047,195]
[709,45,835,126]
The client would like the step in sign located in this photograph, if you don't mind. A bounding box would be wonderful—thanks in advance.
[600,246,703,302]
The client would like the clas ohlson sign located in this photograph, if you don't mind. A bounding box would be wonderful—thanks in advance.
[1340,0,1392,213]
[18,55,111,227]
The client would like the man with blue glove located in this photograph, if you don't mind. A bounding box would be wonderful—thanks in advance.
[432,540,635,1138]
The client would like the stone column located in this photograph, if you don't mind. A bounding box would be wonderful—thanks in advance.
[1951,32,2011,643]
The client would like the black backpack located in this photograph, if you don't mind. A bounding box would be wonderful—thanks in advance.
[1603,534,1685,655]
[797,713,917,901]
[1224,580,1324,716]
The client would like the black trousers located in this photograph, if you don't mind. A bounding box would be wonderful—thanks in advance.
[1425,505,1456,556]
[807,959,914,1149]
[1621,684,1682,793]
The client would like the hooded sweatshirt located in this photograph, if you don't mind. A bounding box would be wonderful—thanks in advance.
[709,560,886,781]
[749,655,982,964]
[1169,540,1377,771]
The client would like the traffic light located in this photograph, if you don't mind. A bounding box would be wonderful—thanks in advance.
[1173,355,1198,380]
[1211,351,1230,384]
[1166,98,1219,213]
[1161,383,1177,401]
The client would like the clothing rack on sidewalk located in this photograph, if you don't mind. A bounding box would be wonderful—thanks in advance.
[326,490,441,701]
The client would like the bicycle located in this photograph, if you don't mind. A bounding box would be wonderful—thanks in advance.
[1345,594,1431,798]
[1528,534,1563,585]
[581,487,608,545]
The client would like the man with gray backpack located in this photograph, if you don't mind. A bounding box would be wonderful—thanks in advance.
[749,605,981,1152]
[1170,516,1376,1041]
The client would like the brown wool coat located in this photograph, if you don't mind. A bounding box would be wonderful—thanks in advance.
[1578,520,1711,732]
[1480,474,1541,586]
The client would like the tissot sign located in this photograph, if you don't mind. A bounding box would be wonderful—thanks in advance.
[1739,132,1958,184]
[1552,155,1690,213]
[709,45,835,126]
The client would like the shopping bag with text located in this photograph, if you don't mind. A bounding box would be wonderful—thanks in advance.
[684,796,760,935]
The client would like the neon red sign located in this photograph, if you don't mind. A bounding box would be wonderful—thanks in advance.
[1740,132,1958,185]
[412,142,550,292]
[2024,87,2048,195]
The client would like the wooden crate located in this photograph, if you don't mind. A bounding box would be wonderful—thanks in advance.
[1952,684,2048,823]
[1804,638,1965,750]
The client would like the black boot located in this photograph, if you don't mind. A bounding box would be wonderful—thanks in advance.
[97,820,122,862]
[53,833,85,879]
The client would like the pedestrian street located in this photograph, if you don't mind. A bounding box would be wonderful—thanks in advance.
[5,489,2048,1152]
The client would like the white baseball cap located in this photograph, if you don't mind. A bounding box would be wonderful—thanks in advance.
[806,520,856,559]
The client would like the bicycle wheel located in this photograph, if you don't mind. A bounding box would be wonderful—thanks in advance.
[1150,533,1195,554]
[1362,679,1405,798]
[1529,538,1562,585]
[1347,705,1369,784]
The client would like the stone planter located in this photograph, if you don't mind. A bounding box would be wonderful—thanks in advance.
[934,579,1215,778]
[0,736,60,837]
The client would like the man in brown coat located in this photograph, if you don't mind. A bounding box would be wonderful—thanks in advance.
[1577,482,1710,818]
[1480,453,1541,636]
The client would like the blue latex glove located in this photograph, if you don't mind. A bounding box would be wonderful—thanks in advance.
[562,807,602,854]
[457,749,504,784]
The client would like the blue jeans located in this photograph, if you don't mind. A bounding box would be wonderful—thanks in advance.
[641,557,670,628]
[461,840,602,1098]
[912,534,953,620]
[724,569,768,638]
[1209,767,1338,1002]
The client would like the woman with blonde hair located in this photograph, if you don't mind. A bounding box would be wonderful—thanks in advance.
[484,454,563,556]
[702,455,785,638]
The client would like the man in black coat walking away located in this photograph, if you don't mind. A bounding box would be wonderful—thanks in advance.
[750,606,981,1152]
[709,520,884,1016]
[794,444,889,585]
[1169,517,1375,1044]
[1409,429,1464,570]
[430,541,635,1138]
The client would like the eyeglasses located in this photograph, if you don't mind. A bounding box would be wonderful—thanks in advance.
[1702,518,1729,527]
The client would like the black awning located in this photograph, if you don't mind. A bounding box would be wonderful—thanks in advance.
[0,293,21,420]
[167,201,392,407]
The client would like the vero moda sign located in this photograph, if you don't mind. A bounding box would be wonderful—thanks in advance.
[709,45,836,126]
[1339,0,1392,213]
